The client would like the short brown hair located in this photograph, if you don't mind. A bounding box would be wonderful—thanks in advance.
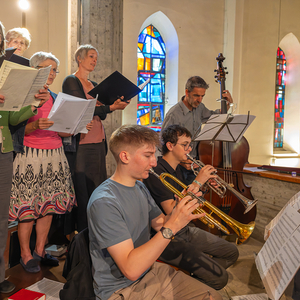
[109,125,159,162]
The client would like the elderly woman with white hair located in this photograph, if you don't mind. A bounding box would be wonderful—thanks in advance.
[10,51,76,273]
[5,27,31,56]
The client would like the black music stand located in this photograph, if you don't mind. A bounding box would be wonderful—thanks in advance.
[193,112,256,143]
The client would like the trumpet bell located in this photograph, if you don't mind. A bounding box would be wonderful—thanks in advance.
[235,221,255,245]
[243,199,258,214]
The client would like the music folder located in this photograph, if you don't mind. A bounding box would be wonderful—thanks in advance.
[88,70,149,105]
[9,53,30,66]
[0,47,16,67]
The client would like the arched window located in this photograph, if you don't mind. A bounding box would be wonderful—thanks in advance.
[137,25,165,131]
[274,47,286,148]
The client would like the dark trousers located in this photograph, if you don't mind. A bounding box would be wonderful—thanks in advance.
[159,226,239,290]
[74,142,107,232]
[293,269,300,300]
[0,149,13,282]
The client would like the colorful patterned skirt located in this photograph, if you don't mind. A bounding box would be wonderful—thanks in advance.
[9,146,76,222]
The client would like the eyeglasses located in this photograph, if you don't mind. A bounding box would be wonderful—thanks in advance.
[36,66,59,74]
[177,143,193,151]
[10,39,26,47]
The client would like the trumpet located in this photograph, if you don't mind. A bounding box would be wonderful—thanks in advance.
[149,168,255,245]
[186,154,257,214]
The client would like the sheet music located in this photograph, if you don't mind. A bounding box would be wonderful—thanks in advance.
[231,293,268,300]
[264,191,300,240]
[0,69,36,110]
[22,65,51,107]
[73,99,96,135]
[193,114,256,143]
[27,277,64,300]
[0,61,50,111]
[47,92,95,134]
[0,60,33,88]
[255,202,300,300]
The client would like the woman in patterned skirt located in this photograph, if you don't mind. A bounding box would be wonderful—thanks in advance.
[10,52,76,273]
[0,22,49,293]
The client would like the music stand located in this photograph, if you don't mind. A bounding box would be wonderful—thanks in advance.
[193,112,256,143]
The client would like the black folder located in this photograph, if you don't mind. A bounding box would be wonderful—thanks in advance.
[88,71,144,105]
[9,53,30,66]
[0,47,16,67]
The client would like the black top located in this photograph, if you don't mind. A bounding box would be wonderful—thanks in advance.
[62,74,111,120]
[144,156,188,236]
[143,156,184,213]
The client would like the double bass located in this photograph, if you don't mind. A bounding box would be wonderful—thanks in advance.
[196,53,256,236]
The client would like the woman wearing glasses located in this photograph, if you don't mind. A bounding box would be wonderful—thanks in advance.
[9,52,76,273]
[5,27,31,57]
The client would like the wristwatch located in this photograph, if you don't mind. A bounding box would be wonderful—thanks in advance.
[160,227,175,240]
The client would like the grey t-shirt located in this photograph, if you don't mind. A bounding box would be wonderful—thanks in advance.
[162,97,220,157]
[87,178,162,300]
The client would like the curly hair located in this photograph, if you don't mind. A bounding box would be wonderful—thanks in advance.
[160,125,191,155]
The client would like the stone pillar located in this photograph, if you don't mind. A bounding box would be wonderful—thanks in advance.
[79,0,123,176]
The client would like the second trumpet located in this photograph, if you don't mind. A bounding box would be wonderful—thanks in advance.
[186,154,257,214]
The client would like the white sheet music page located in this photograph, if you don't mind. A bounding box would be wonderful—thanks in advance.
[264,191,300,240]
[22,65,51,107]
[231,293,268,300]
[255,202,300,300]
[47,92,95,134]
[26,277,64,300]
[0,60,38,111]
[73,98,96,135]
[193,114,256,143]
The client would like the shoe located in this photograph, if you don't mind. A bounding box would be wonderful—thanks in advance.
[20,258,41,273]
[0,280,15,293]
[33,251,59,266]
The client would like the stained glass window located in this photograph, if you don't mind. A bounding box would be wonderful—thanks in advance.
[137,25,165,131]
[274,47,286,148]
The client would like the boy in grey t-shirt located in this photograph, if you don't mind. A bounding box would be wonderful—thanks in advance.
[87,124,222,300]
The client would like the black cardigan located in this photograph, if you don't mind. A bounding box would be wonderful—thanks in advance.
[62,75,110,153]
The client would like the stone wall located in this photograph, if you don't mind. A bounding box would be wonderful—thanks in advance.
[79,0,123,176]
[244,174,300,242]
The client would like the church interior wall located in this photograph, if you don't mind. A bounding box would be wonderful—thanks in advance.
[123,0,300,167]
[2,0,300,167]
[122,0,225,125]
[0,0,68,96]
[236,0,300,167]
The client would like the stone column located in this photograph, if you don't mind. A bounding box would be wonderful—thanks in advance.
[78,0,124,176]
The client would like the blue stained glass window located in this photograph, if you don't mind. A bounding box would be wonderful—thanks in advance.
[137,25,166,131]
[274,47,286,148]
